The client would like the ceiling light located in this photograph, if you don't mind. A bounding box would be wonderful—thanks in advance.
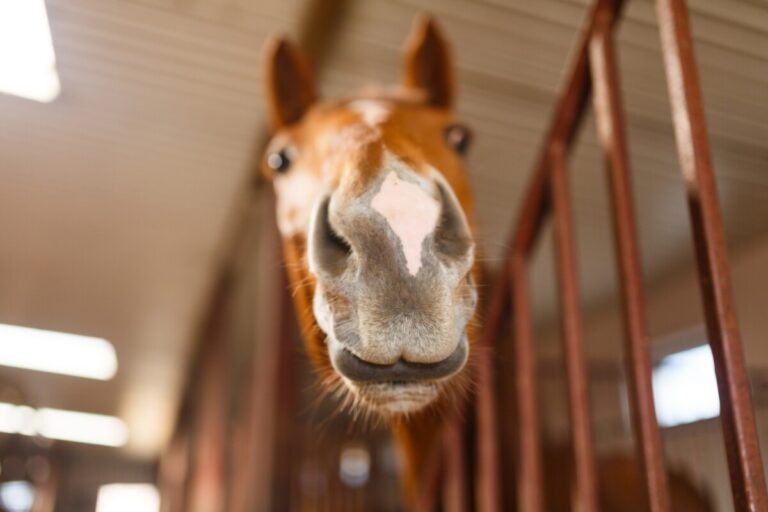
[0,0,61,102]
[36,408,128,447]
[0,403,128,447]
[652,344,720,427]
[96,484,159,512]
[0,481,35,512]
[0,324,117,380]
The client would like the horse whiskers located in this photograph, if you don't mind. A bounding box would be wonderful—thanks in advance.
[300,330,486,430]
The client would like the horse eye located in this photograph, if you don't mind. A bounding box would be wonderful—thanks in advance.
[444,124,472,155]
[266,148,292,173]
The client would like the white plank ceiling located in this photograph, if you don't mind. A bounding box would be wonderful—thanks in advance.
[0,0,765,456]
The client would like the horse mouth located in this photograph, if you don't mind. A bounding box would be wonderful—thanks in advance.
[329,339,469,415]
[330,340,468,384]
[349,381,442,415]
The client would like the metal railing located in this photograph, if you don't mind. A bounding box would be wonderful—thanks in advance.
[162,1,767,510]
[464,0,768,510]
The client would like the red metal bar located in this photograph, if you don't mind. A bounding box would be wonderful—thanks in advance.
[442,416,467,512]
[476,346,501,512]
[186,277,232,512]
[476,4,628,511]
[474,9,617,502]
[31,463,58,512]
[588,13,671,512]
[417,442,442,512]
[511,0,627,256]
[479,0,628,354]
[655,1,768,510]
[510,253,543,512]
[229,193,287,512]
[549,142,599,512]
[270,274,300,512]
[159,429,191,512]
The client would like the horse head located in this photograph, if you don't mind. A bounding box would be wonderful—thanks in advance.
[262,16,478,418]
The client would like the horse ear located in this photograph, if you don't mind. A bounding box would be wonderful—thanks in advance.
[263,37,316,130]
[402,15,454,109]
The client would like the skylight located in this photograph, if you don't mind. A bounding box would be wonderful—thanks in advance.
[652,344,721,427]
[0,323,117,380]
[0,0,61,102]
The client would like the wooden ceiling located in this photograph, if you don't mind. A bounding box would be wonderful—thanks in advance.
[0,0,765,456]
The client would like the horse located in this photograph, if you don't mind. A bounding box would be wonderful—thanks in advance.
[260,14,713,511]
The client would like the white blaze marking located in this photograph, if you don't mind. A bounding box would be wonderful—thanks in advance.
[348,100,391,127]
[371,172,440,275]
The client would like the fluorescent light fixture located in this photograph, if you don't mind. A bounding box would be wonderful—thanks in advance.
[0,0,61,102]
[652,344,720,427]
[0,402,128,447]
[96,484,159,512]
[0,324,117,380]
[0,481,35,512]
[36,408,128,446]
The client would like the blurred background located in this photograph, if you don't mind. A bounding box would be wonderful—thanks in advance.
[0,0,766,510]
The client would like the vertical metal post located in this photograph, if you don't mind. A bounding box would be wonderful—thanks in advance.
[417,443,442,512]
[511,253,544,512]
[30,464,58,512]
[228,192,286,512]
[159,428,191,512]
[479,5,625,509]
[549,143,599,512]
[476,345,501,512]
[589,13,671,512]
[442,417,467,512]
[186,278,231,512]
[270,277,299,512]
[656,1,768,510]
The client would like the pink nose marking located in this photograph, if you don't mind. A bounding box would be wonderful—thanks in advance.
[371,172,440,275]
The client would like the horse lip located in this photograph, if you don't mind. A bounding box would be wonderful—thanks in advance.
[331,337,468,383]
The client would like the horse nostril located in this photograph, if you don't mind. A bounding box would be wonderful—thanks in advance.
[433,180,474,265]
[331,342,468,383]
[309,196,353,277]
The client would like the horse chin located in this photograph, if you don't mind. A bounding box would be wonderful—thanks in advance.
[344,379,442,416]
